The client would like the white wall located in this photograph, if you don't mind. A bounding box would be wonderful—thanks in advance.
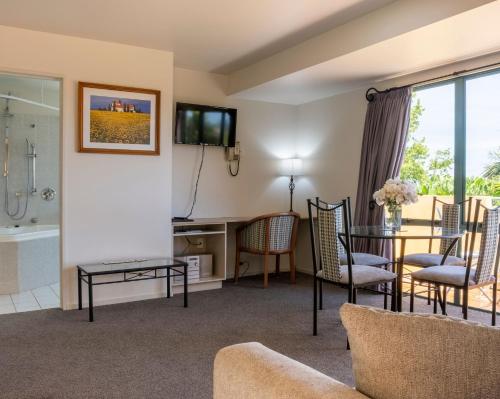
[173,68,312,277]
[173,68,302,218]
[172,68,369,277]
[0,25,174,309]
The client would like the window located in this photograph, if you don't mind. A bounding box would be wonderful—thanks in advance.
[401,68,500,311]
[403,69,500,211]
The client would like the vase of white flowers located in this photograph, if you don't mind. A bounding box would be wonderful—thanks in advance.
[373,178,418,229]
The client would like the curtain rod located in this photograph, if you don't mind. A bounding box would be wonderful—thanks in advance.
[365,61,500,102]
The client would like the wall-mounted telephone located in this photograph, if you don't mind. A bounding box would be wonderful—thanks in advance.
[225,141,240,161]
[226,141,240,176]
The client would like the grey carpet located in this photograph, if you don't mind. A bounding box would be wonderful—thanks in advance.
[0,273,493,399]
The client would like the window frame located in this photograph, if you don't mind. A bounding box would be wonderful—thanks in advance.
[405,66,500,226]
[405,67,500,311]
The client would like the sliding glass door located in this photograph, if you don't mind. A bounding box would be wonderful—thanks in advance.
[465,72,500,207]
[401,67,500,311]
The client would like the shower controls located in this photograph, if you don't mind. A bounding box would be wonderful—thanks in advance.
[41,187,56,201]
[27,140,37,195]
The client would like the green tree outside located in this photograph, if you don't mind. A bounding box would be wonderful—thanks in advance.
[400,95,500,199]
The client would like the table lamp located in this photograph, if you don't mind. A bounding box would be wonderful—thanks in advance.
[281,158,303,212]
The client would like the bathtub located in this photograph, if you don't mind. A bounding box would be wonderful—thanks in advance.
[0,224,60,294]
[0,224,59,242]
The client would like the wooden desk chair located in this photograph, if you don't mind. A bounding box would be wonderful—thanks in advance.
[234,212,300,288]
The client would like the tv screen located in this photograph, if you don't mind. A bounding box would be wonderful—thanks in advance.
[175,103,237,147]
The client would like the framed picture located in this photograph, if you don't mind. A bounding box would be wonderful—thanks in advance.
[78,82,160,155]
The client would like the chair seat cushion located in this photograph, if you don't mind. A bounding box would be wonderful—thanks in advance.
[403,253,465,267]
[411,265,484,286]
[317,265,396,286]
[340,252,390,266]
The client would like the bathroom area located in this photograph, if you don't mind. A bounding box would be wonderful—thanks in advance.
[0,73,60,314]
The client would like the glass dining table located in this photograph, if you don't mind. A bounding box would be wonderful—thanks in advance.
[340,225,466,311]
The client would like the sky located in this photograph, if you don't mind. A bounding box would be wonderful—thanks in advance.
[413,71,500,177]
[90,95,151,114]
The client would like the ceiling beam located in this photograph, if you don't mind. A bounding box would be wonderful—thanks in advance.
[227,0,495,95]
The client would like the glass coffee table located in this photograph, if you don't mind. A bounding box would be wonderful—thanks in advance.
[77,258,188,322]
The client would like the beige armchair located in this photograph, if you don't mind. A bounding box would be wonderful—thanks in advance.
[214,304,500,399]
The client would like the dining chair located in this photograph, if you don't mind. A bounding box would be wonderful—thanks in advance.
[404,196,474,268]
[315,197,392,310]
[403,196,473,306]
[410,200,499,325]
[308,197,397,336]
[340,197,391,267]
[234,212,300,288]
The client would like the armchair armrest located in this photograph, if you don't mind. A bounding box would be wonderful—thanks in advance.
[214,342,367,399]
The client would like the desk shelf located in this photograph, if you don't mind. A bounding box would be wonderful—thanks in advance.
[172,219,229,293]
[172,274,225,286]
[171,217,251,293]
[173,231,226,237]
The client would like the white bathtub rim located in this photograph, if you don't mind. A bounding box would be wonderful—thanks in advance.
[0,224,59,242]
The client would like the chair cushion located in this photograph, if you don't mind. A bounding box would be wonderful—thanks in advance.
[340,304,500,399]
[317,265,395,286]
[411,265,480,286]
[340,252,390,266]
[403,253,465,267]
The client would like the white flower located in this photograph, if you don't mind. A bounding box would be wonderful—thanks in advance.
[372,178,419,206]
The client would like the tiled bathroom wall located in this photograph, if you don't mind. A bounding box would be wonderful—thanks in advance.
[0,113,59,225]
[0,75,60,227]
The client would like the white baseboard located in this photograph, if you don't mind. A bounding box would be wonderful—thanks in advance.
[65,291,169,310]
[65,267,313,310]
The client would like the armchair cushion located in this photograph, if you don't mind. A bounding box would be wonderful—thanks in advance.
[404,253,465,267]
[317,265,395,286]
[214,342,368,399]
[340,253,390,266]
[340,304,500,399]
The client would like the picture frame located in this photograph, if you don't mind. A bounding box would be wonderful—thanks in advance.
[78,82,160,155]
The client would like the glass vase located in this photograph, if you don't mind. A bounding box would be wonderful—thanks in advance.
[384,204,402,229]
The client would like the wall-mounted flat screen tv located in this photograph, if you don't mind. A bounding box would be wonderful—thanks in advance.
[175,102,237,147]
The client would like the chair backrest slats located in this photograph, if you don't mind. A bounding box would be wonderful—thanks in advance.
[269,215,296,251]
[308,198,351,283]
[429,197,462,257]
[240,219,267,252]
[239,213,299,254]
[317,208,343,282]
[439,203,461,256]
[474,208,500,284]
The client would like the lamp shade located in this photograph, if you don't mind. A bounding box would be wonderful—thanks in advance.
[281,158,303,176]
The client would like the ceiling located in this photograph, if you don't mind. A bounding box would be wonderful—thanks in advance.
[232,0,500,104]
[0,0,395,73]
[0,0,498,105]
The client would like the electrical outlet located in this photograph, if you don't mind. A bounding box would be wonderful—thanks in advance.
[195,238,205,249]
